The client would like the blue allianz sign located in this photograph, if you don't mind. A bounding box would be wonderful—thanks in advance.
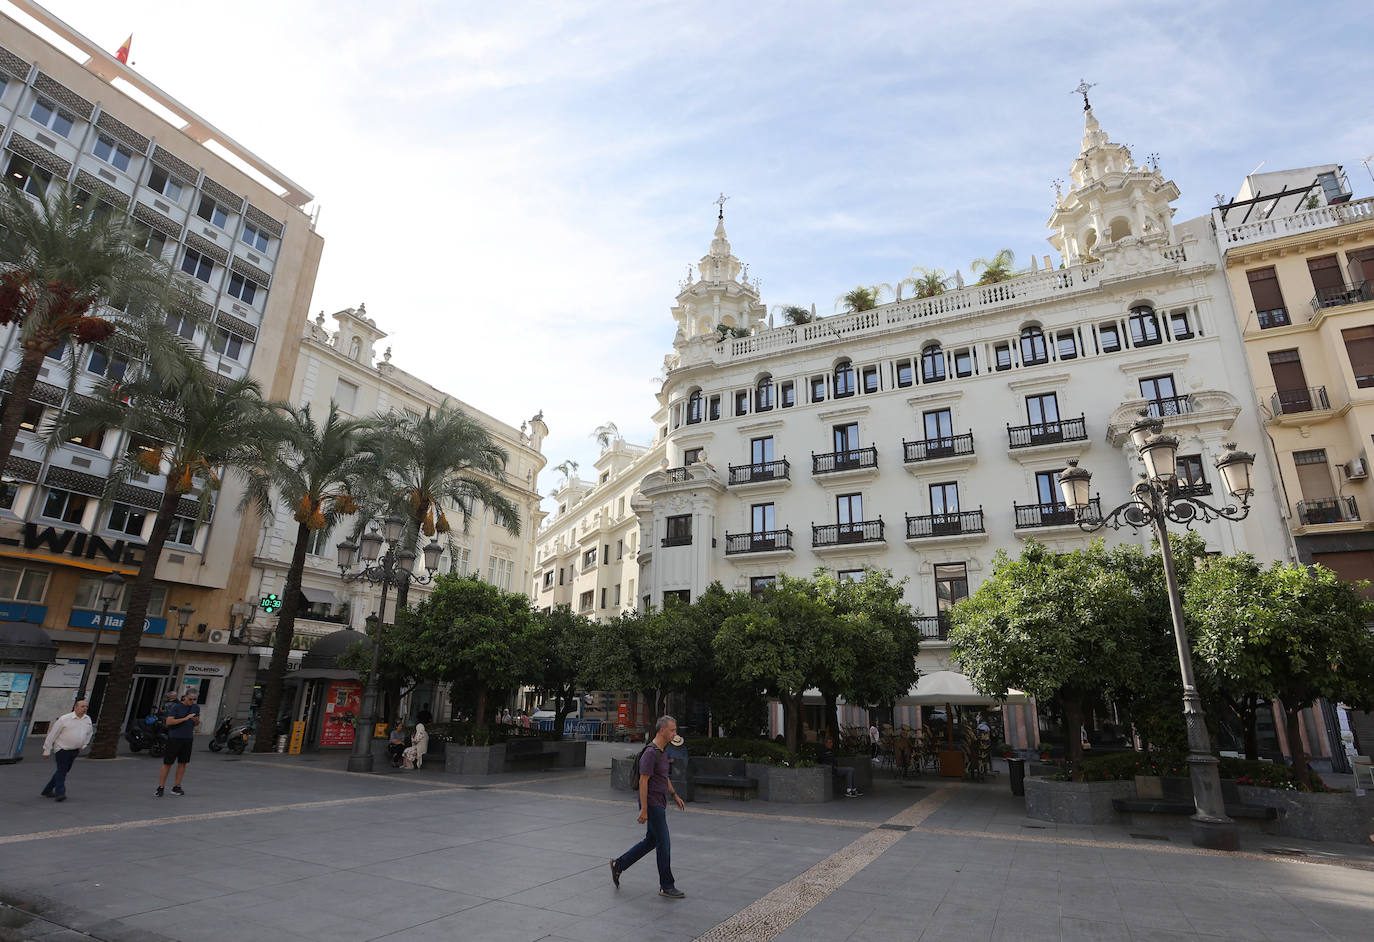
[68,609,166,636]
[0,602,47,623]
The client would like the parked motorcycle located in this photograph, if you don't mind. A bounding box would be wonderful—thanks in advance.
[208,716,251,754]
[125,713,168,757]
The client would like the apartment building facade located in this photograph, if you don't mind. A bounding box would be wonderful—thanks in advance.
[1214,165,1374,762]
[0,8,323,739]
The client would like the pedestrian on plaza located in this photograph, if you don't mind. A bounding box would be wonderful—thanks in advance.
[869,721,880,759]
[609,715,686,899]
[817,734,861,797]
[388,722,409,768]
[41,699,93,802]
[156,689,200,797]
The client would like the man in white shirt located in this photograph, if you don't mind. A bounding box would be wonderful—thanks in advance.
[42,700,94,802]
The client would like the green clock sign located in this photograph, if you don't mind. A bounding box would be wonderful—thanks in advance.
[259,594,282,614]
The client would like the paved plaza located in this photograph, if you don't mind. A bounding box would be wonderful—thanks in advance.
[1,742,1371,941]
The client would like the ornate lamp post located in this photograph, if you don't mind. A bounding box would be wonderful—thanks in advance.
[336,513,442,773]
[1057,413,1255,851]
[164,604,196,699]
[76,572,124,705]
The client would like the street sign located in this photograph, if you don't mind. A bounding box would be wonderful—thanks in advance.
[288,720,305,755]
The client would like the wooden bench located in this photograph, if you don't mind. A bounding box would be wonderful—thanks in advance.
[688,757,759,800]
[504,738,556,771]
[1112,776,1276,820]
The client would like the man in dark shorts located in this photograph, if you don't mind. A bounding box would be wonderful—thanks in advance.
[609,715,686,899]
[156,689,200,796]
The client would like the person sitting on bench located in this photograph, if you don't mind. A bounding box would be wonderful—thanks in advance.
[817,735,861,797]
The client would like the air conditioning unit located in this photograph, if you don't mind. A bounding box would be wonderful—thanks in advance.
[1344,458,1369,480]
[207,629,229,644]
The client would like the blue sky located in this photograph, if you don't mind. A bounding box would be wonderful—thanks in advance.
[10,0,1374,507]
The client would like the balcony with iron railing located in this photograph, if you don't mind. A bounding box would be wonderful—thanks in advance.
[728,458,791,487]
[1295,496,1359,527]
[1007,415,1088,449]
[663,466,692,483]
[915,613,949,641]
[660,533,692,548]
[1312,280,1373,313]
[1270,386,1331,417]
[724,528,795,556]
[812,519,885,548]
[904,508,985,541]
[1014,498,1100,530]
[903,432,974,464]
[812,446,878,476]
[1144,395,1193,418]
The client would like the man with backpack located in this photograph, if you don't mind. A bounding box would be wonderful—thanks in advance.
[609,716,686,899]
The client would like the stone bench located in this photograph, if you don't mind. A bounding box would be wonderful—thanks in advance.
[688,757,759,800]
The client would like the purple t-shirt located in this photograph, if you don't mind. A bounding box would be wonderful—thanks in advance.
[638,744,670,808]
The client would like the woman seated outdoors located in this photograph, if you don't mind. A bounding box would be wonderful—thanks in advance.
[816,734,863,798]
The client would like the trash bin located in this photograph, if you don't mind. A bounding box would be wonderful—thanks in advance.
[1006,757,1026,796]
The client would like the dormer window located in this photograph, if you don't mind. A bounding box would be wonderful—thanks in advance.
[834,360,855,398]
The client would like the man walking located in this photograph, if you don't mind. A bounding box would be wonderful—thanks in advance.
[156,689,200,797]
[610,715,686,899]
[41,699,93,801]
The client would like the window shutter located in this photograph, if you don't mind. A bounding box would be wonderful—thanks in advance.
[1342,326,1374,388]
[1246,267,1284,312]
[1306,255,1344,293]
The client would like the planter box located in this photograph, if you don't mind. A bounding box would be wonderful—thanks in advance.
[445,744,505,775]
[1237,786,1374,845]
[611,756,636,791]
[1025,777,1133,825]
[749,763,832,804]
[549,740,587,769]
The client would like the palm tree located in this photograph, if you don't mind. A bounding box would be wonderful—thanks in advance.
[240,403,375,753]
[971,249,1017,285]
[591,422,620,450]
[836,286,880,313]
[0,181,196,469]
[365,401,522,611]
[907,267,950,299]
[57,364,281,759]
[777,305,812,326]
[553,459,579,484]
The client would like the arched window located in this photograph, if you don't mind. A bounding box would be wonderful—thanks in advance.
[756,375,774,412]
[834,360,855,398]
[685,389,703,424]
[921,344,945,383]
[1019,326,1048,365]
[1129,306,1161,346]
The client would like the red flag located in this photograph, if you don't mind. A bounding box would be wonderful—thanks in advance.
[115,34,131,64]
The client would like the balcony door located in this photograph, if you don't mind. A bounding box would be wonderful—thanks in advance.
[923,408,953,444]
[751,502,775,535]
[1268,350,1311,412]
[837,493,863,541]
[751,436,774,465]
[930,482,959,515]
[1139,374,1178,415]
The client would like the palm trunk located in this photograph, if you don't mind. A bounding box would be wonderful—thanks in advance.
[89,475,182,759]
[1283,704,1310,790]
[252,519,311,752]
[0,346,47,470]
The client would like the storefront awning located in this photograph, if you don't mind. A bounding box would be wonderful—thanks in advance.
[898,670,1028,706]
[299,586,339,605]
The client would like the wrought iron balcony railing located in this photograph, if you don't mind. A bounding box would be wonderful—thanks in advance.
[1271,386,1330,416]
[1145,395,1192,418]
[1312,280,1373,312]
[903,432,974,463]
[1296,496,1359,526]
[1014,498,1100,529]
[915,613,949,640]
[812,446,878,475]
[905,508,985,540]
[664,466,691,483]
[728,459,791,486]
[812,519,884,547]
[1007,415,1088,449]
[660,533,692,547]
[724,528,794,555]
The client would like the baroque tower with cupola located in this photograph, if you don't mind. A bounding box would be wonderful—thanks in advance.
[669,202,768,346]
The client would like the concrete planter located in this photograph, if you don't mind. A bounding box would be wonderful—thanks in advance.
[749,763,832,803]
[550,739,587,768]
[445,744,506,774]
[611,756,636,790]
[1237,786,1374,845]
[1025,776,1133,825]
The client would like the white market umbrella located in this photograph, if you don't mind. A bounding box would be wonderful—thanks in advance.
[900,670,1028,705]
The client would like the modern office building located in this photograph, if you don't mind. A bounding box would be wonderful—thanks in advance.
[1214,164,1374,763]
[0,5,323,739]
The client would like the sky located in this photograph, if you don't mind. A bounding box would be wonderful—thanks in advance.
[8,0,1374,511]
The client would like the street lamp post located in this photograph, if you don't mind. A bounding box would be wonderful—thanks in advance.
[164,604,196,699]
[336,513,442,773]
[1057,413,1255,851]
[76,572,125,706]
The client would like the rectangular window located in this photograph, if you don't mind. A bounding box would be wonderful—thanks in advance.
[165,311,197,340]
[579,590,594,611]
[810,375,826,402]
[1139,374,1177,404]
[211,328,244,362]
[306,525,333,556]
[664,515,692,545]
[837,569,864,583]
[934,562,969,612]
[92,134,134,172]
[226,272,260,305]
[542,570,554,590]
[751,436,775,464]
[683,447,703,466]
[1,395,44,434]
[1176,454,1206,489]
[74,576,164,616]
[485,556,514,590]
[601,588,607,609]
[1035,469,1064,506]
[0,481,19,510]
[750,576,776,599]
[603,544,610,565]
[861,366,879,394]
[1246,267,1288,327]
[196,195,229,229]
[558,567,565,586]
[240,223,271,252]
[5,155,53,198]
[583,548,597,569]
[167,515,198,547]
[180,249,214,283]
[924,408,953,441]
[86,346,130,381]
[734,390,749,416]
[1170,311,1192,339]
[628,577,635,599]
[708,395,721,420]
[779,382,795,408]
[1307,254,1344,294]
[106,502,147,537]
[836,492,863,524]
[333,378,359,412]
[41,488,87,525]
[29,98,74,137]
[451,547,470,575]
[751,502,776,532]
[614,583,621,606]
[147,165,184,202]
[1026,392,1060,425]
[1099,323,1121,352]
[756,379,774,411]
[896,358,914,387]
[663,589,691,606]
[994,342,1013,371]
[954,348,974,376]
[1056,332,1077,360]
[67,424,105,451]
[616,538,624,559]
[135,224,168,259]
[0,566,47,603]
[929,481,959,514]
[1342,326,1374,388]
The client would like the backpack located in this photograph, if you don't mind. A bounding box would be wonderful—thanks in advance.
[630,744,657,790]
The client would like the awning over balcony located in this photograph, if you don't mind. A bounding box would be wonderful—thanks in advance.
[299,586,340,605]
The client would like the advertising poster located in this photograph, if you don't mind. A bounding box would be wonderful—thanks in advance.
[320,681,361,747]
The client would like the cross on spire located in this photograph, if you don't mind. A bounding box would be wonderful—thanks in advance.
[1071,78,1096,111]
[715,192,730,220]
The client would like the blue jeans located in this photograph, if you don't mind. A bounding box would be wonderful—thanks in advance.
[615,803,675,890]
[44,749,78,797]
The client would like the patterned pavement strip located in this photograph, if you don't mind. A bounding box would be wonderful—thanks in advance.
[694,784,961,942]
